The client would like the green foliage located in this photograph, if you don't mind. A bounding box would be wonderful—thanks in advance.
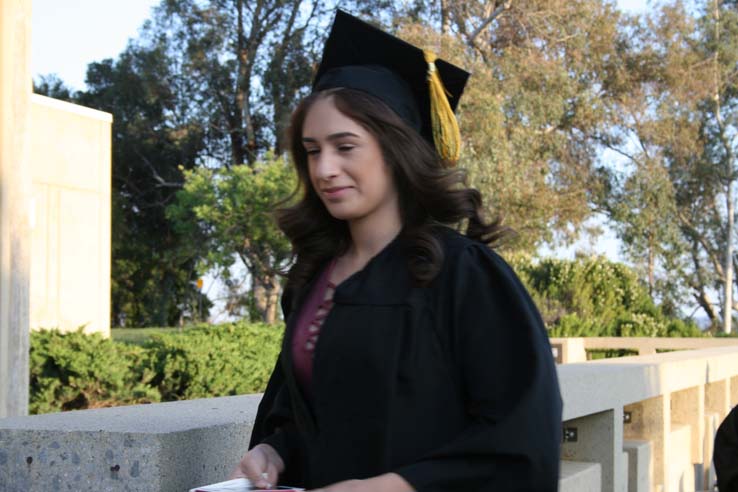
[145,323,283,400]
[30,329,160,414]
[597,0,738,331]
[29,323,283,414]
[111,326,196,346]
[398,0,624,251]
[508,255,701,337]
[167,155,296,321]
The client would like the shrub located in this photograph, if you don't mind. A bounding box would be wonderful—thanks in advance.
[508,255,700,337]
[144,322,283,400]
[30,329,160,414]
[29,321,284,414]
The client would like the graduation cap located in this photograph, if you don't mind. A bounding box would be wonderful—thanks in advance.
[313,10,470,163]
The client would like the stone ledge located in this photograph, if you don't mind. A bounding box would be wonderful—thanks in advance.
[0,394,261,492]
[559,460,602,492]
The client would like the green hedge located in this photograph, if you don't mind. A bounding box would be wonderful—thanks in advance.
[30,322,283,414]
[145,322,282,400]
[30,329,160,414]
[508,255,701,338]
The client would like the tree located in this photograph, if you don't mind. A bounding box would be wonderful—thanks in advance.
[33,74,75,101]
[74,39,208,327]
[145,0,325,164]
[167,154,295,323]
[598,0,738,332]
[605,161,684,297]
[394,0,626,251]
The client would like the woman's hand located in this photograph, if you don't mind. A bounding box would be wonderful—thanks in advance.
[308,473,414,492]
[228,443,285,489]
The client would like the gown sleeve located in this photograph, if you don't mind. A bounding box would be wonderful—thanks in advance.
[248,288,304,482]
[394,243,563,492]
[714,405,738,491]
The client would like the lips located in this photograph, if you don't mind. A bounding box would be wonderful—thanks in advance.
[322,186,352,199]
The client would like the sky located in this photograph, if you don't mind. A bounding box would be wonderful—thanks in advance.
[31,0,159,90]
[31,0,650,91]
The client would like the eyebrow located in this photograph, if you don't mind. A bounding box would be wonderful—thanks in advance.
[302,131,360,143]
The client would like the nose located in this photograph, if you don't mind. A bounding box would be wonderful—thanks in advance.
[311,150,340,181]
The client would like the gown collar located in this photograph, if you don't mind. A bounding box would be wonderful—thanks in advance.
[331,230,412,306]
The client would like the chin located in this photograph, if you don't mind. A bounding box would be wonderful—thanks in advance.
[327,210,360,221]
[324,204,363,222]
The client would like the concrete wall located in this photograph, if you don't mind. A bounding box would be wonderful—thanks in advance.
[28,94,112,336]
[0,0,33,418]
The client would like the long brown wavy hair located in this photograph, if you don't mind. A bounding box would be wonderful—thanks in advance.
[276,88,509,294]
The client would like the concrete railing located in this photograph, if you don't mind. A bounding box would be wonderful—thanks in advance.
[550,336,738,363]
[558,343,738,492]
[2,340,738,492]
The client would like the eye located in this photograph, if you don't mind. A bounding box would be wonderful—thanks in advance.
[338,145,355,152]
[305,148,320,156]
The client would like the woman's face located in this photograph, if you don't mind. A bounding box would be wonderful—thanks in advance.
[302,96,400,226]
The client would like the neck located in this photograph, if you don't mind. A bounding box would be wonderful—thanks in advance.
[345,209,403,264]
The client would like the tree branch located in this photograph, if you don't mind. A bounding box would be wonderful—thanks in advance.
[467,1,512,49]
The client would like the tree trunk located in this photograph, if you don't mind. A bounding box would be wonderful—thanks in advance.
[235,0,256,165]
[724,180,734,333]
[694,288,719,326]
[265,275,282,324]
[440,0,451,37]
[712,0,734,334]
[648,232,655,298]
[252,273,281,324]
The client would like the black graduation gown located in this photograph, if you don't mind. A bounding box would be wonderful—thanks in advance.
[715,405,738,492]
[249,228,563,491]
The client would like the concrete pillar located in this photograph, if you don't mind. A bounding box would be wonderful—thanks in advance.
[0,0,32,418]
[551,338,587,364]
[623,440,652,492]
[705,380,730,422]
[624,395,669,492]
[561,409,627,492]
[704,413,720,491]
[670,385,705,465]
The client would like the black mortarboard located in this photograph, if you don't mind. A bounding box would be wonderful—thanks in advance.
[313,10,470,163]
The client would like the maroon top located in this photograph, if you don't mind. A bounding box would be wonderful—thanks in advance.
[291,258,337,397]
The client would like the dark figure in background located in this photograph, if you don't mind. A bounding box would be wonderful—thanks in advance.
[715,405,738,492]
[230,10,563,492]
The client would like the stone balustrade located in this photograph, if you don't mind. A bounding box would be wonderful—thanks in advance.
[556,340,738,492]
[2,339,738,492]
[550,336,738,364]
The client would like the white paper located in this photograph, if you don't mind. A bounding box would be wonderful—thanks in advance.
[190,477,252,492]
[189,478,304,492]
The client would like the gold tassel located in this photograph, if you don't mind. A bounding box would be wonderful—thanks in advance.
[423,50,461,164]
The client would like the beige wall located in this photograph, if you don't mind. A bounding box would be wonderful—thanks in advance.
[29,94,112,336]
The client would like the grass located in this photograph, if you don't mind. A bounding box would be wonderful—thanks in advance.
[586,348,638,360]
[111,326,190,346]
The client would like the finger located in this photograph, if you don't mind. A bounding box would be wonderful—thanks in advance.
[227,466,248,480]
[266,462,280,482]
[254,471,271,489]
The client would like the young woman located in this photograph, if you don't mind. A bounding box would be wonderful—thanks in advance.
[230,10,562,492]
